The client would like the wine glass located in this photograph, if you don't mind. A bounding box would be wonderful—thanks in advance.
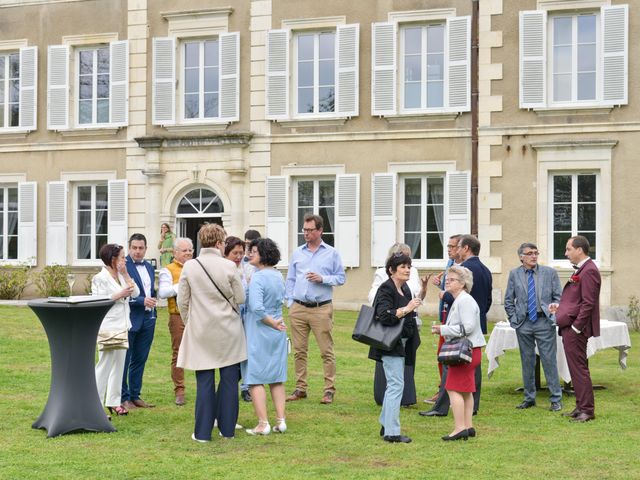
[67,273,76,296]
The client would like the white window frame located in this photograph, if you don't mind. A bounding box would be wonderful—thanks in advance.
[533,141,612,270]
[548,11,600,107]
[0,51,20,129]
[548,171,600,262]
[292,30,337,118]
[399,23,446,113]
[75,45,110,127]
[0,184,19,260]
[73,182,108,265]
[292,177,336,247]
[180,37,221,123]
[399,174,446,262]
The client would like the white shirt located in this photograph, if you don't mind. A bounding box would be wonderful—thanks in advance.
[158,267,178,299]
[136,263,152,298]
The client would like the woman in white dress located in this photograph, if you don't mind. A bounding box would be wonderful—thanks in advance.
[92,243,139,417]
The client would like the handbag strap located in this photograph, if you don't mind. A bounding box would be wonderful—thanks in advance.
[195,258,239,315]
[460,324,467,337]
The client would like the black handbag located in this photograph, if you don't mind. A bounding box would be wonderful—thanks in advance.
[437,325,473,365]
[352,304,405,351]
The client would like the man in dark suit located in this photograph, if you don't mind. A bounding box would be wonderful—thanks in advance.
[552,235,600,422]
[122,233,157,410]
[420,234,492,417]
[504,243,563,411]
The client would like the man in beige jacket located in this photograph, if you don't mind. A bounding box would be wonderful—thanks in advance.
[177,224,246,441]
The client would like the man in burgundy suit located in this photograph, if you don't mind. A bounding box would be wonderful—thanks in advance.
[551,236,601,422]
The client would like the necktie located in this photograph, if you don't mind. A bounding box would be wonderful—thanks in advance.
[527,269,537,323]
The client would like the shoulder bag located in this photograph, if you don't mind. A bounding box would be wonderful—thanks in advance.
[437,325,473,365]
[195,258,240,315]
[352,303,405,351]
[97,330,129,351]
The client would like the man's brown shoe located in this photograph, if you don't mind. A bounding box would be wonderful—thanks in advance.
[175,394,185,406]
[571,412,595,423]
[286,389,307,402]
[132,398,155,408]
[320,391,334,404]
[122,400,137,410]
[562,408,581,418]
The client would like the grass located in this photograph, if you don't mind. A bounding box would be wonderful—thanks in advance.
[0,305,638,479]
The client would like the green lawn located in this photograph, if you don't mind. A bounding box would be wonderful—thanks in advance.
[0,305,638,479]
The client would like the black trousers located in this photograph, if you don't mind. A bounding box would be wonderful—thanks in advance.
[431,364,482,414]
[194,364,240,440]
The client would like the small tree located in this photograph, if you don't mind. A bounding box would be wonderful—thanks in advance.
[34,265,71,297]
[628,295,640,332]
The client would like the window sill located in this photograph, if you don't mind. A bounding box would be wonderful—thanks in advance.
[72,260,104,268]
[384,112,460,124]
[276,117,347,128]
[0,129,31,139]
[164,123,230,133]
[534,106,614,117]
[412,261,449,270]
[58,127,121,137]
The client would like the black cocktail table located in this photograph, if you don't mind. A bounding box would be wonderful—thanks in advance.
[29,298,117,437]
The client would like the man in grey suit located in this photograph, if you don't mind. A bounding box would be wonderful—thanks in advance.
[504,243,563,411]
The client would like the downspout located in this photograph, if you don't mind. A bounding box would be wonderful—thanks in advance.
[471,0,479,235]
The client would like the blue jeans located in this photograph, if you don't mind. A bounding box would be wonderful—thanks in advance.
[379,340,406,436]
[516,319,562,403]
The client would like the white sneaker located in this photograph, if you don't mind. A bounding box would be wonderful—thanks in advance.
[191,433,210,443]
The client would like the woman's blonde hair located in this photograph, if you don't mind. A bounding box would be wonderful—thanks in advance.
[198,223,226,248]
[386,242,411,259]
[447,265,473,292]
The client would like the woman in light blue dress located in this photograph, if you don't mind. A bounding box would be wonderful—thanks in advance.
[244,238,288,436]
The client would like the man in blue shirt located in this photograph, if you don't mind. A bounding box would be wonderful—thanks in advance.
[285,214,345,405]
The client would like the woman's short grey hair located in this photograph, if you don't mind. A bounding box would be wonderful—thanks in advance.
[386,242,412,259]
[448,265,474,293]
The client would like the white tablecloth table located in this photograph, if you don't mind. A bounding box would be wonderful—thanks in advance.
[486,319,631,383]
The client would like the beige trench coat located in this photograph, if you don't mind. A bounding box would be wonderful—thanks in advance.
[176,248,247,371]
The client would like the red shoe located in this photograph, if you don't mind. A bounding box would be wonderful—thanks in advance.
[108,405,129,416]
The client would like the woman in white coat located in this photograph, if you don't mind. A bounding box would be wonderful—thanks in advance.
[92,243,138,417]
[177,224,247,442]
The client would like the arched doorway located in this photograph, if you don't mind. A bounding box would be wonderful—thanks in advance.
[175,187,224,255]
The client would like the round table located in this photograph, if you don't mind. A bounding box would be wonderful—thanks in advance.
[29,298,117,437]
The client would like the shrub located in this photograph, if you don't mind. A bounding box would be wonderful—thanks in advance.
[84,271,99,295]
[628,295,640,332]
[34,265,71,297]
[0,266,31,299]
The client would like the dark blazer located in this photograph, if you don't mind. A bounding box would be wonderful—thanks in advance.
[126,255,157,332]
[368,279,420,365]
[443,256,493,333]
[556,258,601,338]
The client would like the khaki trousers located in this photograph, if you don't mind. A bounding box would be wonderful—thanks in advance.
[168,313,185,395]
[289,302,335,393]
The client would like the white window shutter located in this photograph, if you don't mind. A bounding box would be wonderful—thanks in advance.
[601,4,628,105]
[335,174,360,268]
[371,22,396,116]
[152,37,175,125]
[266,29,289,120]
[47,45,69,130]
[519,10,546,109]
[19,46,38,131]
[18,181,37,265]
[336,24,359,117]
[107,180,128,247]
[266,176,289,265]
[46,181,67,265]
[371,173,396,267]
[219,32,240,122]
[110,40,129,126]
[445,171,470,238]
[447,16,470,112]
